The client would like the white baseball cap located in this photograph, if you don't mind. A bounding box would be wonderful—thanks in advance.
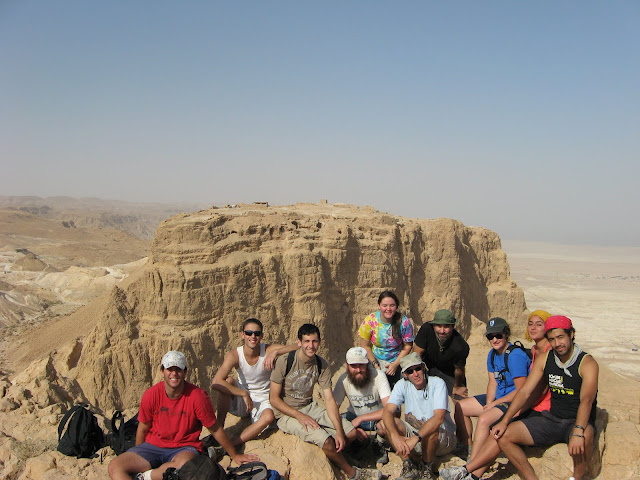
[345,347,369,365]
[161,351,187,370]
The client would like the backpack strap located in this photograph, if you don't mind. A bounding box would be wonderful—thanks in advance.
[491,342,532,375]
[284,351,295,377]
[58,405,82,440]
[284,351,322,377]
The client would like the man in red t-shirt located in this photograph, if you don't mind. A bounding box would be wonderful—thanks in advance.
[109,351,258,480]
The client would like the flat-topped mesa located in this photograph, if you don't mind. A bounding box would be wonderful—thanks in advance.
[75,203,526,410]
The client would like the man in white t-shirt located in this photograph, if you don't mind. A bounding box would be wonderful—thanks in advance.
[211,318,296,446]
[380,353,456,480]
[334,347,391,465]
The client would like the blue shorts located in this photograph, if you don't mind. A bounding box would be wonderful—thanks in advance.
[474,394,510,413]
[342,411,377,432]
[127,442,199,469]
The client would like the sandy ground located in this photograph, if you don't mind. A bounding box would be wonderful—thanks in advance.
[502,240,640,382]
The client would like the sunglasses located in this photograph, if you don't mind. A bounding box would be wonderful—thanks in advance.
[243,330,263,337]
[486,333,504,340]
[404,366,422,375]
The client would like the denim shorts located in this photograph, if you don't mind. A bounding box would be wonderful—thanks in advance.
[127,442,199,468]
[342,411,377,432]
[474,394,510,413]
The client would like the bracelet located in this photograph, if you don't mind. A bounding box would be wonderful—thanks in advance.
[415,433,423,442]
[574,425,585,430]
[571,433,585,438]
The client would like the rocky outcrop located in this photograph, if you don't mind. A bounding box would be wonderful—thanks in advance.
[71,203,525,410]
[4,202,634,479]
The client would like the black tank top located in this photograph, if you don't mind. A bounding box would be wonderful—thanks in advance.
[544,350,597,424]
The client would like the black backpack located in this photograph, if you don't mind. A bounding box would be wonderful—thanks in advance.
[162,454,227,480]
[284,350,322,377]
[57,404,105,458]
[490,341,532,377]
[109,410,139,455]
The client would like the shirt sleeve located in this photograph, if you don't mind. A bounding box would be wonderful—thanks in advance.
[400,316,415,343]
[413,324,428,350]
[357,315,374,341]
[486,350,494,373]
[374,369,392,399]
[430,377,449,412]
[453,338,470,368]
[138,386,155,425]
[195,389,217,429]
[388,379,405,408]
[508,349,532,379]
[333,373,346,406]
[270,353,287,384]
[318,357,332,390]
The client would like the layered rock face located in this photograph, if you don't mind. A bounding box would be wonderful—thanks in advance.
[74,203,525,410]
[2,203,638,479]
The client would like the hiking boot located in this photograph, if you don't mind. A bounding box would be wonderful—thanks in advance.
[396,459,421,480]
[418,467,434,480]
[418,461,434,479]
[351,467,382,480]
[439,465,472,480]
[373,439,389,465]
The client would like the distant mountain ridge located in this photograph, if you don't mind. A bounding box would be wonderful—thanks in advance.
[0,195,207,240]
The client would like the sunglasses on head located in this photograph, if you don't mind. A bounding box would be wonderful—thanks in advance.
[244,330,262,337]
[404,365,422,375]
[486,333,504,340]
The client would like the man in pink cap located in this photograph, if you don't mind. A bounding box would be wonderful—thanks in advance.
[465,316,599,480]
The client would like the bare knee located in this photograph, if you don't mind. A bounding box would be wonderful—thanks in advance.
[261,408,275,424]
[322,436,336,454]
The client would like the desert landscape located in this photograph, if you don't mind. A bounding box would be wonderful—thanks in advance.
[0,197,638,479]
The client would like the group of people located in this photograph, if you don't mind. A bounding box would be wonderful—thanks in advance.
[108,290,598,480]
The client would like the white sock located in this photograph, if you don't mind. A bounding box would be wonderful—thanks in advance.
[142,470,153,480]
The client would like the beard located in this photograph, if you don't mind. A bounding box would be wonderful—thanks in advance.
[348,365,372,388]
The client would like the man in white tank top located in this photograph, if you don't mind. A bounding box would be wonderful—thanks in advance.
[212,318,297,446]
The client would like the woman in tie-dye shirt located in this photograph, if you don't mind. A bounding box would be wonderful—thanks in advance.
[358,290,414,387]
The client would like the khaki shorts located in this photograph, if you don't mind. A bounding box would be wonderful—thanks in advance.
[276,402,355,448]
[399,419,456,456]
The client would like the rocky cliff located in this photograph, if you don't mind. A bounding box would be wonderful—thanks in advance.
[72,202,525,410]
[5,203,635,480]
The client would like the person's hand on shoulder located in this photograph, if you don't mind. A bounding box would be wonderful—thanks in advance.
[263,351,278,371]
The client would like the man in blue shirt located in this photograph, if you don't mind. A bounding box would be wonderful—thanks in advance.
[380,353,456,480]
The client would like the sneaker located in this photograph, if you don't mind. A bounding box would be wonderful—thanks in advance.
[418,461,434,479]
[351,466,382,480]
[439,465,472,480]
[418,468,434,480]
[373,439,389,465]
[396,459,421,480]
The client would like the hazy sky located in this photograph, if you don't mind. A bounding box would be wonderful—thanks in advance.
[2,1,638,246]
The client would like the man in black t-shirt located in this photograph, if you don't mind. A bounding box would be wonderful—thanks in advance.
[413,309,469,399]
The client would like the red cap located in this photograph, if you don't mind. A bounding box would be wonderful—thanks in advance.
[544,315,572,332]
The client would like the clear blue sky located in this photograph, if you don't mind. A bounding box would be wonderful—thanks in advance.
[2,1,638,246]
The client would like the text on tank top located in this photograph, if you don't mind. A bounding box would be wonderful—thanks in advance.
[544,350,597,423]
